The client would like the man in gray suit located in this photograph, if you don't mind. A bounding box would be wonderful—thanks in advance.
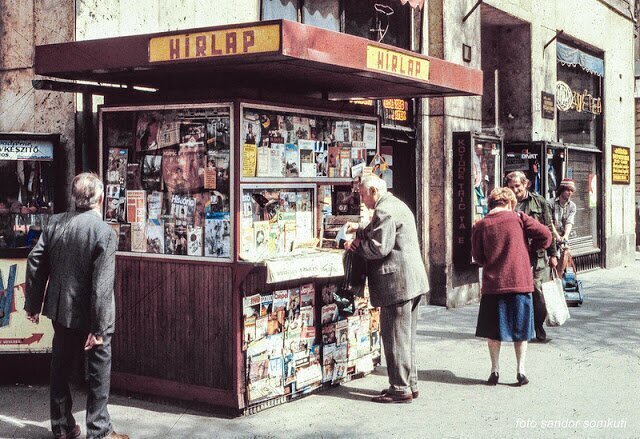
[25,173,128,439]
[345,175,429,403]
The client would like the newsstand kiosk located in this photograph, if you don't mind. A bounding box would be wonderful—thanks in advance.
[34,19,482,413]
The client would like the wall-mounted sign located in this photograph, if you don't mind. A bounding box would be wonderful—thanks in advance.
[611,145,630,185]
[555,81,602,115]
[0,139,54,161]
[149,24,281,62]
[541,91,555,120]
[452,132,473,267]
[366,45,430,82]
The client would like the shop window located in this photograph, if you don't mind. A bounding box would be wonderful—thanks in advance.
[101,105,233,260]
[261,0,299,21]
[302,0,340,32]
[566,150,599,252]
[344,0,411,49]
[472,140,501,222]
[556,60,602,148]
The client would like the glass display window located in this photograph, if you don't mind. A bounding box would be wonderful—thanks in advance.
[100,103,233,261]
[0,136,56,250]
[503,143,544,195]
[239,184,315,261]
[471,139,501,223]
[241,104,378,182]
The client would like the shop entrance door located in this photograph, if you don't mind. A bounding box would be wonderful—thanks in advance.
[381,131,416,214]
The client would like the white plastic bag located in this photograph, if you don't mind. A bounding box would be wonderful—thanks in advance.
[542,270,570,326]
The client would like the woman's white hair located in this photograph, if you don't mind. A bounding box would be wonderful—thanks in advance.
[360,174,388,195]
[72,172,104,209]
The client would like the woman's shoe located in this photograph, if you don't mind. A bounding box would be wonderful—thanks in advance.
[486,372,499,386]
[516,373,529,386]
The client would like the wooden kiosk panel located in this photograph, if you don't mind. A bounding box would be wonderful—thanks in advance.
[112,257,234,390]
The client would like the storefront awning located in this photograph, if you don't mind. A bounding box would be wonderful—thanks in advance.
[34,20,482,100]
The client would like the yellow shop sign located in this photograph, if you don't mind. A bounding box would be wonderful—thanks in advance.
[149,24,281,63]
[366,45,430,82]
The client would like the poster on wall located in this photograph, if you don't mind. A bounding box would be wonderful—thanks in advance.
[611,146,630,185]
[0,259,54,353]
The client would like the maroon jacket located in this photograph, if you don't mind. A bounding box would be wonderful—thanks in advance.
[472,210,552,295]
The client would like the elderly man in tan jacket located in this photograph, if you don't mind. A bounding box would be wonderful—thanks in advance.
[345,175,429,403]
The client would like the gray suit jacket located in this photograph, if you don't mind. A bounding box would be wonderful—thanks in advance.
[355,193,429,307]
[25,210,117,335]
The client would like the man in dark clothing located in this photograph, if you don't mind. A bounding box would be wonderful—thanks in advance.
[25,173,128,439]
[506,171,557,342]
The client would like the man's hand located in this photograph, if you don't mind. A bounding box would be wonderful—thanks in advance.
[345,222,360,234]
[26,313,40,324]
[84,333,104,351]
[548,256,558,269]
[344,238,361,252]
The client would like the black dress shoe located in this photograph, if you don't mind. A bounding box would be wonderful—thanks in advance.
[487,372,499,386]
[516,373,529,386]
[55,425,81,439]
[380,388,419,399]
[371,393,413,403]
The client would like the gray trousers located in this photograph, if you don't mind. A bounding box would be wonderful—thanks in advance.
[533,266,550,339]
[50,322,113,439]
[379,295,421,395]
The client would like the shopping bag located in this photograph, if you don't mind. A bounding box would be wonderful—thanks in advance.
[542,269,570,326]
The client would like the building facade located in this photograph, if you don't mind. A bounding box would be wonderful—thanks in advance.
[1,0,636,308]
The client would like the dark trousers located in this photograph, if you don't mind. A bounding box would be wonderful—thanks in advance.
[532,267,550,339]
[379,295,422,395]
[50,322,113,439]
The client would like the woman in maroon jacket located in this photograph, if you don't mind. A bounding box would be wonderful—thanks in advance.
[472,187,552,386]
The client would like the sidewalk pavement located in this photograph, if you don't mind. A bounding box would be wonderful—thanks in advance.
[2,256,639,439]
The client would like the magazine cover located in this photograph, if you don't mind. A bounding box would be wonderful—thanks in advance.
[145,219,164,254]
[363,123,377,149]
[187,225,203,256]
[243,293,262,318]
[118,223,131,252]
[174,224,188,255]
[177,143,205,191]
[126,163,142,190]
[204,148,217,189]
[322,343,336,383]
[243,112,261,146]
[206,116,230,149]
[269,143,285,177]
[299,306,314,328]
[336,319,349,346]
[126,190,146,224]
[253,220,270,259]
[299,283,315,308]
[107,148,128,185]
[180,122,206,146]
[243,316,257,348]
[141,155,163,192]
[322,323,337,345]
[284,143,299,177]
[204,212,230,258]
[298,139,315,177]
[327,145,340,177]
[131,222,147,253]
[321,303,339,325]
[256,146,270,177]
[255,316,268,340]
[170,194,196,225]
[135,112,160,151]
[321,283,337,305]
[314,141,328,177]
[105,184,124,223]
[331,344,348,384]
[157,121,180,149]
[147,191,163,220]
[272,290,289,311]
[260,294,273,317]
[163,218,176,255]
[335,121,352,143]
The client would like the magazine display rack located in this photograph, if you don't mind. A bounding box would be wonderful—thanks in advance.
[99,100,381,412]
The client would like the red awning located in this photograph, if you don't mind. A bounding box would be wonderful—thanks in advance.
[34,20,481,100]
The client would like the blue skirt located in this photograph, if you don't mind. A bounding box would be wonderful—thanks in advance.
[475,293,534,342]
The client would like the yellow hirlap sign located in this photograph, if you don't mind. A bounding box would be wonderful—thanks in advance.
[366,45,430,82]
[149,24,281,63]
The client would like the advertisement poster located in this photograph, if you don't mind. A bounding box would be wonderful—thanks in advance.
[0,259,53,353]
